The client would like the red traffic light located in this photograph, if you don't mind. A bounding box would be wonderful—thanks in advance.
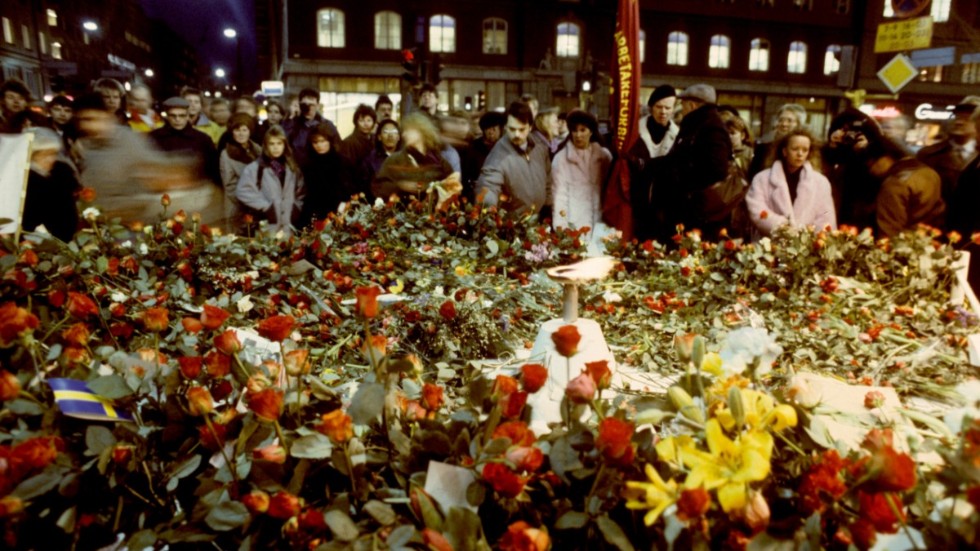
[401,49,415,63]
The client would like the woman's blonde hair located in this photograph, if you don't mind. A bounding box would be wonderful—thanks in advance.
[400,113,443,153]
[261,124,300,173]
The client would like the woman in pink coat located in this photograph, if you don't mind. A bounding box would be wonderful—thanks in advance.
[552,110,613,252]
[745,128,836,238]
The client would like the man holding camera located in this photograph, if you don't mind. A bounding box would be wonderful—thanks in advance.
[282,88,339,168]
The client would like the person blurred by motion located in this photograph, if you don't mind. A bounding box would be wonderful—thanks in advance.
[127,83,163,132]
[916,102,978,206]
[749,103,807,179]
[372,113,456,200]
[199,97,232,146]
[93,78,128,127]
[180,86,210,128]
[236,124,306,235]
[21,127,81,241]
[360,119,401,200]
[745,128,836,239]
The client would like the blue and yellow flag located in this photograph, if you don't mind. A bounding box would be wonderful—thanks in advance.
[48,378,133,422]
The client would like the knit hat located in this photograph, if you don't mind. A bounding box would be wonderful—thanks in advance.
[228,112,255,132]
[679,84,716,105]
[647,84,676,106]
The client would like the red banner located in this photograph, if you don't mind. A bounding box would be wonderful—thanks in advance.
[602,0,641,241]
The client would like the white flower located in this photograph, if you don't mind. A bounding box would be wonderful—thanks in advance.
[602,291,623,303]
[139,243,149,255]
[373,198,385,209]
[82,207,101,221]
[237,295,254,313]
[111,292,128,303]
[719,327,783,377]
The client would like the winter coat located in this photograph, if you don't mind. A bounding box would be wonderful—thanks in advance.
[359,146,395,200]
[22,161,80,241]
[339,131,375,166]
[372,147,453,199]
[552,142,612,232]
[283,115,338,168]
[302,150,356,226]
[875,158,945,237]
[633,116,678,161]
[236,157,305,235]
[746,160,836,237]
[149,124,219,185]
[476,137,552,214]
[916,138,976,203]
[219,140,262,231]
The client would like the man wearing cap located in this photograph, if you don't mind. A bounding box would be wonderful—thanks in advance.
[648,83,733,241]
[917,101,978,206]
[628,84,679,240]
[150,96,219,186]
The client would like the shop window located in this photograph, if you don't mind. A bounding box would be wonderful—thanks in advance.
[556,22,580,58]
[51,41,62,60]
[788,41,807,74]
[918,66,943,83]
[483,18,507,55]
[963,63,980,84]
[639,30,646,63]
[667,31,688,66]
[749,38,770,72]
[46,9,57,27]
[824,44,841,75]
[708,34,730,69]
[374,11,401,50]
[317,8,345,48]
[430,14,455,53]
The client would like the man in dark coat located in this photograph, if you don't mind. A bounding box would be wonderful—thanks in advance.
[339,104,377,167]
[916,102,978,207]
[462,111,506,201]
[282,88,339,169]
[149,97,219,185]
[646,83,733,242]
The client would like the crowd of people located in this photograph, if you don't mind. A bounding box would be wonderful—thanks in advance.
[2,76,979,260]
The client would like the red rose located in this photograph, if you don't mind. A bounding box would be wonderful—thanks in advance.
[248,388,283,422]
[142,307,170,332]
[421,383,444,411]
[213,330,241,355]
[848,519,877,551]
[0,302,40,345]
[316,409,353,444]
[11,436,63,471]
[186,386,214,416]
[482,462,528,498]
[497,521,550,551]
[859,490,904,533]
[798,449,849,514]
[0,370,21,401]
[492,421,536,447]
[267,491,302,519]
[111,444,134,465]
[439,300,457,321]
[199,422,227,451]
[79,187,97,202]
[298,508,327,532]
[204,350,231,378]
[676,487,711,521]
[584,360,612,390]
[18,249,38,267]
[177,356,203,379]
[860,428,917,492]
[66,292,99,319]
[257,314,295,342]
[492,375,520,401]
[354,286,382,318]
[499,390,527,418]
[595,417,634,465]
[520,363,548,393]
[505,446,544,473]
[551,325,581,357]
[242,490,270,514]
[200,304,231,330]
[565,373,596,403]
[181,317,204,334]
[109,321,134,339]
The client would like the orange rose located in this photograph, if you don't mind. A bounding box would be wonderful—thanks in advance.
[492,421,536,447]
[186,386,214,416]
[677,487,712,521]
[551,325,581,357]
[199,304,231,330]
[283,349,311,376]
[247,388,283,422]
[203,350,231,378]
[214,330,241,355]
[177,356,203,379]
[181,317,204,334]
[497,520,550,551]
[11,435,63,471]
[421,383,444,411]
[492,374,520,401]
[584,360,611,390]
[257,314,295,342]
[142,307,170,332]
[241,489,270,514]
[0,370,21,401]
[354,286,382,318]
[0,302,40,345]
[520,363,548,393]
[317,409,353,444]
[361,334,387,365]
[66,292,99,319]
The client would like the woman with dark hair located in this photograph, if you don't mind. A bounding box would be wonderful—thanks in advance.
[359,118,400,200]
[745,128,836,239]
[236,124,305,235]
[255,100,286,142]
[219,113,262,232]
[372,114,456,199]
[300,122,355,226]
[551,110,613,252]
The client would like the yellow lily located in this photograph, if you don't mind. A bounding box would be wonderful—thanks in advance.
[715,388,798,433]
[625,463,680,526]
[676,419,772,512]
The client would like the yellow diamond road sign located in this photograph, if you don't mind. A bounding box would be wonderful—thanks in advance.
[877,54,918,94]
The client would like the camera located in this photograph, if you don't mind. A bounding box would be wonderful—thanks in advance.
[300,102,316,116]
[840,129,863,148]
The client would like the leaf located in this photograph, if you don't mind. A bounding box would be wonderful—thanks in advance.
[127,530,158,549]
[87,375,134,399]
[549,437,583,480]
[386,525,417,548]
[466,481,486,508]
[205,499,249,532]
[170,455,202,480]
[56,506,76,532]
[13,468,63,500]
[445,507,486,551]
[290,434,334,459]
[555,510,589,530]
[324,509,360,542]
[597,513,636,551]
[6,399,44,416]
[363,500,397,526]
[85,426,116,455]
[485,238,499,258]
[348,382,385,425]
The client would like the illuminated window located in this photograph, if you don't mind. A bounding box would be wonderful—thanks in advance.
[1,18,11,44]
[374,11,401,50]
[430,14,455,53]
[556,22,580,57]
[788,41,807,73]
[51,41,62,59]
[38,32,46,55]
[824,45,841,75]
[22,24,31,49]
[46,9,57,27]
[931,0,951,22]
[708,34,730,69]
[749,38,770,71]
[316,9,345,48]
[667,31,688,66]
[483,18,507,55]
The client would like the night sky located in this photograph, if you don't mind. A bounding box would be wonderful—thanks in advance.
[140,0,258,89]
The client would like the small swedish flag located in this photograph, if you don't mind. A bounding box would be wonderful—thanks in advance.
[48,378,134,422]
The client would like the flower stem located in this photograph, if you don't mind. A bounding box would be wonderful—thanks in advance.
[274,420,290,455]
[204,416,239,484]
[884,492,921,551]
[343,444,357,495]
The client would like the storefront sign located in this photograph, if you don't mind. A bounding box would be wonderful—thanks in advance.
[910,47,956,68]
[870,106,902,118]
[877,54,918,94]
[261,81,285,97]
[874,16,933,53]
[914,103,955,121]
[962,53,980,65]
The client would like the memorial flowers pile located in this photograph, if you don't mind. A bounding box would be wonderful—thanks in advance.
[0,195,976,549]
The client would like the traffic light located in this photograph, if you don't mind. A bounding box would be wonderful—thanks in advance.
[477,91,486,111]
[401,48,420,85]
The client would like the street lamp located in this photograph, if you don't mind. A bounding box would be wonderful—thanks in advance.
[215,68,226,78]
[144,68,154,78]
[223,27,242,92]
[223,28,237,39]
[82,21,98,32]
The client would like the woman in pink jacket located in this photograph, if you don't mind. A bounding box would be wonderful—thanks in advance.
[551,110,612,253]
[745,128,836,239]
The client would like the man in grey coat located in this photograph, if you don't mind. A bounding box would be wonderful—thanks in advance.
[477,101,552,215]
